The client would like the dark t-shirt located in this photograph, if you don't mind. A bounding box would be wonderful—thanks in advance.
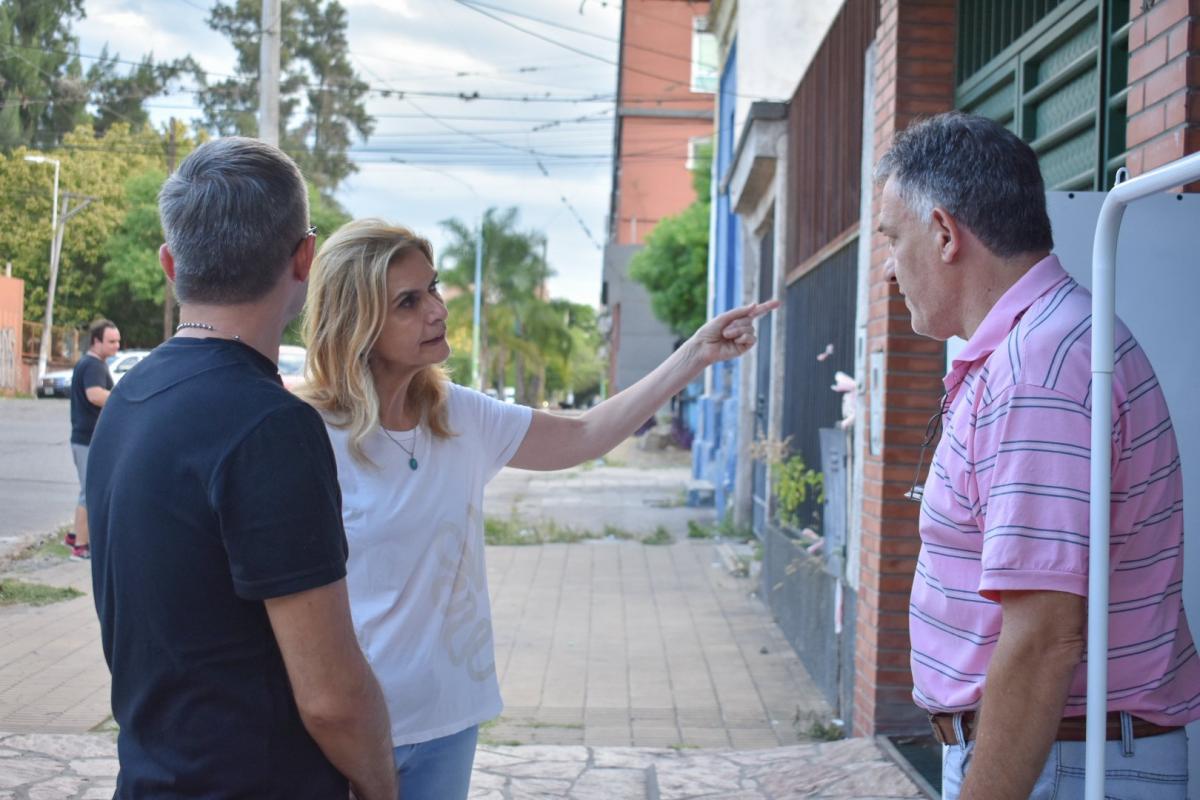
[87,338,350,799]
[70,354,113,445]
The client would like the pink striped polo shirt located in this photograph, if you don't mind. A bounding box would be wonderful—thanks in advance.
[910,254,1200,726]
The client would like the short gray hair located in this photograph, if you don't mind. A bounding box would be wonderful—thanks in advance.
[875,112,1053,258]
[159,137,310,304]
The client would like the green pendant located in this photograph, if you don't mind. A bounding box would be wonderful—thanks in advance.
[409,457,419,471]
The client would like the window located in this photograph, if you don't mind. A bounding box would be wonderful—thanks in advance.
[691,17,718,94]
[686,135,713,171]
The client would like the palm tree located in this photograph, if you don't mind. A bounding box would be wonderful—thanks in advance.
[439,207,557,401]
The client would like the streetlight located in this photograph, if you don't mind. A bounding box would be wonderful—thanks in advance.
[388,158,486,391]
[24,155,59,233]
[24,155,61,383]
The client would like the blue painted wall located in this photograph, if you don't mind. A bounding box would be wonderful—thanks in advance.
[692,42,743,516]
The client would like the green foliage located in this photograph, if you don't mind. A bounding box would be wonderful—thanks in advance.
[0,579,82,607]
[687,520,715,539]
[439,207,601,406]
[0,0,88,151]
[201,0,373,192]
[483,516,601,546]
[283,183,351,345]
[627,142,712,337]
[774,454,824,530]
[643,525,673,546]
[1,123,191,336]
[0,1,195,152]
[86,49,198,137]
[99,169,167,346]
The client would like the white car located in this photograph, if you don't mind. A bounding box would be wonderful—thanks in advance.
[109,350,151,385]
[36,349,151,398]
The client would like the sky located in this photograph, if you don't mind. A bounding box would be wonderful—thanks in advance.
[73,0,624,306]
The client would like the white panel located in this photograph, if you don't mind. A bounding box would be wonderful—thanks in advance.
[1047,190,1200,791]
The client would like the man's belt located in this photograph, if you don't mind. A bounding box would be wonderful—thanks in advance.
[929,710,1180,746]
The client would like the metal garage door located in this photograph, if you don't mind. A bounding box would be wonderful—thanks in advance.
[956,0,1131,190]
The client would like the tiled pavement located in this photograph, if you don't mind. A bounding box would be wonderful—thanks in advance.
[487,540,825,749]
[0,449,927,797]
[0,732,925,799]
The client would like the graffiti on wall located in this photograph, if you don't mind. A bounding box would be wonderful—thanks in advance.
[0,327,16,391]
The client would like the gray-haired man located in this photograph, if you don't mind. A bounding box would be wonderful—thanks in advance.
[877,112,1195,799]
[86,137,396,799]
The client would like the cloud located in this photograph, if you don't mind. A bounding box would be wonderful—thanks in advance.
[73,0,624,305]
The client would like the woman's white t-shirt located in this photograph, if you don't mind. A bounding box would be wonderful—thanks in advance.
[325,384,532,746]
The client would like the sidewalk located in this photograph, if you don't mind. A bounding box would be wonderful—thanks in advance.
[0,441,926,798]
[0,732,923,799]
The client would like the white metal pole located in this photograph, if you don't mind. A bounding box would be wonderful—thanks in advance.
[1087,150,1200,800]
[258,0,281,146]
[37,195,68,385]
[50,160,59,235]
[24,156,61,383]
[471,216,484,391]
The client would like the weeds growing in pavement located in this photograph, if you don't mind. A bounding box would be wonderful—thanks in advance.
[643,526,673,546]
[0,579,83,607]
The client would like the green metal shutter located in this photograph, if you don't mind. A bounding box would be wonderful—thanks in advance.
[955,0,1131,190]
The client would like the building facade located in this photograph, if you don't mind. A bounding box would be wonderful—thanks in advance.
[713,0,1200,748]
[602,0,714,396]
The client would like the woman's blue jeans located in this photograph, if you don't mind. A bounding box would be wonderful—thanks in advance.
[392,725,479,800]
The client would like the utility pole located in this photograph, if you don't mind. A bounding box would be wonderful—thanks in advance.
[162,118,178,342]
[24,155,61,383]
[37,192,95,382]
[259,0,282,146]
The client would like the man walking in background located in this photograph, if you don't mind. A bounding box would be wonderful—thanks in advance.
[85,137,396,799]
[66,318,119,561]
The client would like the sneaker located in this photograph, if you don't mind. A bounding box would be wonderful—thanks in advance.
[64,531,76,548]
[69,545,90,561]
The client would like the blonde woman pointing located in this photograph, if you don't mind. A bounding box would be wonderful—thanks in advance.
[300,219,776,799]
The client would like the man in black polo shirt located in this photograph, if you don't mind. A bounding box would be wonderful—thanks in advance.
[86,138,396,799]
[67,318,119,560]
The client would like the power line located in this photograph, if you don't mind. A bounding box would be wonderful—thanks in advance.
[457,0,714,69]
[450,0,689,94]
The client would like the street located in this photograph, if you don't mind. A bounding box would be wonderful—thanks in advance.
[0,399,78,551]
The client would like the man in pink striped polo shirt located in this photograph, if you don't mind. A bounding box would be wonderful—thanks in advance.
[876,112,1199,800]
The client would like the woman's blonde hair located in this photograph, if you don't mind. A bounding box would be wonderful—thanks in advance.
[299,218,453,465]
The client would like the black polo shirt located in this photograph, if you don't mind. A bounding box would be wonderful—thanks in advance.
[70,354,112,445]
[87,337,350,799]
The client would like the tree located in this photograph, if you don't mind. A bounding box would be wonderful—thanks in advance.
[0,1,199,152]
[0,122,197,339]
[98,168,168,346]
[543,301,605,406]
[201,0,374,193]
[0,0,89,151]
[438,207,606,406]
[283,184,351,344]
[628,142,712,337]
[86,49,199,137]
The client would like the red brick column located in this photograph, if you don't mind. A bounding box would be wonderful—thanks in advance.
[852,0,956,737]
[1126,0,1200,182]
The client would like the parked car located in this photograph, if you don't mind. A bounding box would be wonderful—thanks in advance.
[36,349,151,398]
[278,345,307,392]
[37,368,73,398]
[108,349,150,385]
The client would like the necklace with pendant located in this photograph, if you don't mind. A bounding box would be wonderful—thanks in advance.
[381,426,420,471]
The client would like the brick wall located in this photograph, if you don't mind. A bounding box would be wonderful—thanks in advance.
[852,0,956,737]
[1126,0,1200,183]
